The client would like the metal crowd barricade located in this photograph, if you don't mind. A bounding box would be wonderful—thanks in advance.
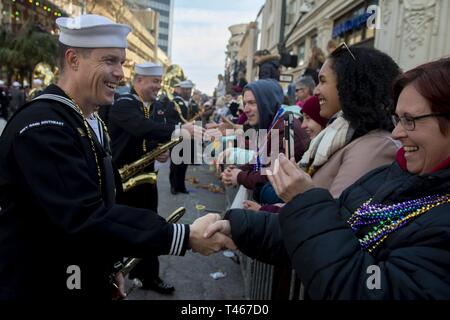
[239,256,304,300]
[224,184,306,300]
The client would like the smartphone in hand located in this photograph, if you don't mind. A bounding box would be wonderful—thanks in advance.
[283,112,295,159]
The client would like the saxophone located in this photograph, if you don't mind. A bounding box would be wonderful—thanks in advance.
[119,136,183,192]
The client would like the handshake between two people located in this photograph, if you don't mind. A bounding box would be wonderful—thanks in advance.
[188,213,236,255]
[112,214,235,299]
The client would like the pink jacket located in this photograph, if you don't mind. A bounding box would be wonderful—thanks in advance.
[311,130,400,198]
[260,130,400,212]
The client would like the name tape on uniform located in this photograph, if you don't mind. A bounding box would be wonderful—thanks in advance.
[19,120,64,135]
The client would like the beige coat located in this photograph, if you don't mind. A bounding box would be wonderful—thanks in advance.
[312,130,400,198]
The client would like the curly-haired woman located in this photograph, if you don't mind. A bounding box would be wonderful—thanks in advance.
[246,46,402,212]
[304,45,402,197]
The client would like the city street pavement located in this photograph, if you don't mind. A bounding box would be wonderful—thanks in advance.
[0,117,6,135]
[127,161,245,300]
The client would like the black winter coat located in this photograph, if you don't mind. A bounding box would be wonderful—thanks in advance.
[227,161,450,299]
[258,55,281,81]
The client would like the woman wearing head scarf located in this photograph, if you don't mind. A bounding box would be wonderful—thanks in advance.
[300,95,328,139]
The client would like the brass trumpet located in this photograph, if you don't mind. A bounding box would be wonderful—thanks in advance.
[119,136,183,192]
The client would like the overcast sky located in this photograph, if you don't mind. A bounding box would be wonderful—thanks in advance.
[171,0,265,95]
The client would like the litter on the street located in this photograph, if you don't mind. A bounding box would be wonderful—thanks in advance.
[223,250,235,258]
[210,271,227,280]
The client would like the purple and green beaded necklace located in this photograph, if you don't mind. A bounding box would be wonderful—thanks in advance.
[348,194,450,253]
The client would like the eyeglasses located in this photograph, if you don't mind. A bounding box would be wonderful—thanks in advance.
[331,42,356,61]
[295,88,306,92]
[391,113,449,131]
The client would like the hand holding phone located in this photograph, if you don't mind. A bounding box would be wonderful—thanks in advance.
[283,112,295,159]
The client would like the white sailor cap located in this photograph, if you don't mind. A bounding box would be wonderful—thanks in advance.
[56,14,132,48]
[179,80,194,89]
[135,62,164,77]
[12,81,21,87]
[33,79,43,86]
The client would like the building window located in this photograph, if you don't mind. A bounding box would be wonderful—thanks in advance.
[348,29,363,45]
[286,0,296,26]
[311,34,318,48]
[159,10,170,17]
[159,33,169,41]
[365,24,375,40]
[267,25,273,45]
[159,15,169,23]
[298,42,306,67]
[152,0,171,4]
[149,1,170,11]
[158,39,168,46]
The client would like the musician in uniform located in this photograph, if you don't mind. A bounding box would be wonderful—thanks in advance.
[0,14,233,300]
[169,80,195,194]
[107,62,176,294]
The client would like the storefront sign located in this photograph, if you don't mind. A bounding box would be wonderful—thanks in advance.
[279,74,294,83]
[332,12,373,38]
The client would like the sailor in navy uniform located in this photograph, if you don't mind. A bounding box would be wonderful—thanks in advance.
[0,14,227,300]
[169,80,195,194]
[107,62,176,294]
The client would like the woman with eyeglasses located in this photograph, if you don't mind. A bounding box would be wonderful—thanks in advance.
[295,76,316,107]
[205,57,450,299]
